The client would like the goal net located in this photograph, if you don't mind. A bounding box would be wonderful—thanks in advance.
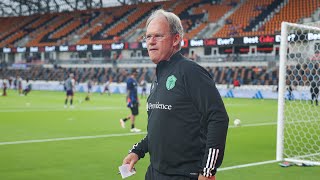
[277,22,320,165]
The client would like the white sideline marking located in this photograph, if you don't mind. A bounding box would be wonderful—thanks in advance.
[0,132,147,146]
[219,160,278,171]
[0,122,281,171]
[230,122,276,128]
[0,122,277,146]
[0,106,125,112]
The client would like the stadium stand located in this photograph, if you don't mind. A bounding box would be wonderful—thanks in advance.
[0,0,319,45]
[262,0,320,35]
[214,0,275,37]
[0,0,320,87]
[0,15,38,47]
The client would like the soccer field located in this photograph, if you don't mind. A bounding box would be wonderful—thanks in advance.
[0,90,319,180]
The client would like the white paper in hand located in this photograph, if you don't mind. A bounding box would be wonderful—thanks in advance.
[118,164,136,179]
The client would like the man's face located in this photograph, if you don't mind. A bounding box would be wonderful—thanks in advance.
[146,16,177,64]
[132,72,138,78]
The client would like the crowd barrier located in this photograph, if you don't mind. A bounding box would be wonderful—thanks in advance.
[0,80,314,100]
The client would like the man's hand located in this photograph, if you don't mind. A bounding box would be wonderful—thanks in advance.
[122,153,139,171]
[198,174,216,180]
[127,101,133,108]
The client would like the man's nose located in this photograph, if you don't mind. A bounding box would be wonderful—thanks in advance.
[148,38,157,44]
[149,36,157,42]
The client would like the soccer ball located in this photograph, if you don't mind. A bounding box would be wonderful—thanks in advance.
[234,119,241,126]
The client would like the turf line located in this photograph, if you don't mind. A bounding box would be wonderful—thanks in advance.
[0,122,277,146]
[0,122,281,171]
[0,132,147,145]
[219,160,278,171]
[0,106,125,112]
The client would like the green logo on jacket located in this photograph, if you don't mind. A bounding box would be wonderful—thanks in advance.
[166,75,177,90]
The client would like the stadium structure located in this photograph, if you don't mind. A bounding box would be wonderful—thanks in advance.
[0,0,320,171]
[0,0,319,88]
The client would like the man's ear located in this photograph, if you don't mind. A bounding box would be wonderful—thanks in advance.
[173,34,181,47]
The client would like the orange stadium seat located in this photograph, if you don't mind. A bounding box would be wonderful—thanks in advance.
[214,0,274,38]
[263,0,319,34]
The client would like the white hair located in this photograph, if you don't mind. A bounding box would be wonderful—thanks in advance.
[146,9,184,50]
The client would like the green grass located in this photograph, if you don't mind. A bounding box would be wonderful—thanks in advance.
[0,90,319,180]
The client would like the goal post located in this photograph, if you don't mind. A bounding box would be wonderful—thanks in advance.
[277,22,320,165]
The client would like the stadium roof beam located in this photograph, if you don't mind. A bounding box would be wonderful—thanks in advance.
[0,1,19,16]
[116,0,155,5]
[63,0,77,11]
[53,0,60,12]
[14,0,39,15]
[0,0,159,17]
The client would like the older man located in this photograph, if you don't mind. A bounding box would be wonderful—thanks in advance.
[122,9,229,180]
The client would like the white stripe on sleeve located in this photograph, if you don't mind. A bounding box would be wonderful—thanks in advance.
[129,135,147,153]
[203,148,219,177]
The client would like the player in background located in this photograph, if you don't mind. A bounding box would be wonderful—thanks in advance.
[140,77,147,99]
[101,78,111,96]
[17,76,23,95]
[287,83,294,100]
[64,73,76,108]
[85,79,93,101]
[13,76,17,90]
[2,78,8,96]
[310,81,319,106]
[8,77,13,89]
[119,69,141,133]
[22,79,32,96]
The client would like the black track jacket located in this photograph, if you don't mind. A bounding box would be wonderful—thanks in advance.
[130,52,229,177]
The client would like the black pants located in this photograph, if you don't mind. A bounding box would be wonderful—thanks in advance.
[145,166,198,180]
[130,102,139,115]
[311,93,319,105]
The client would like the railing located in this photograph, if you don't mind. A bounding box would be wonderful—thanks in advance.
[1,54,280,68]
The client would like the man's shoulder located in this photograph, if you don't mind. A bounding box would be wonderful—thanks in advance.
[127,77,133,83]
[176,56,203,72]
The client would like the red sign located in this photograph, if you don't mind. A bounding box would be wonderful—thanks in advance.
[69,45,76,52]
[103,44,111,50]
[11,48,17,53]
[181,39,189,48]
[204,39,217,46]
[259,35,274,43]
[38,47,45,52]
[129,42,139,49]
